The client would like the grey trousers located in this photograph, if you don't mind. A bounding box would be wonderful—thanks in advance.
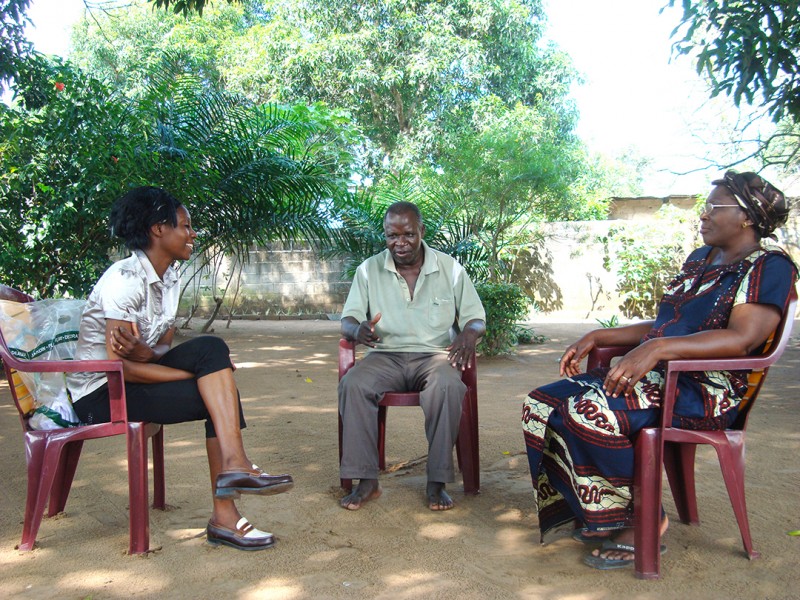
[338,351,466,483]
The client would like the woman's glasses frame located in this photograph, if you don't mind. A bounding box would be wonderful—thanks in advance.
[703,202,741,214]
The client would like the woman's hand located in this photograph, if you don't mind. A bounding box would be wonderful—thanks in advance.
[559,333,598,377]
[602,340,661,398]
[110,324,155,362]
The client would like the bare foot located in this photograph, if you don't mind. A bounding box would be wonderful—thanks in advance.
[588,514,669,563]
[340,479,381,510]
[427,481,454,511]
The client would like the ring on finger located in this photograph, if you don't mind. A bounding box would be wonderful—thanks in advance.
[622,375,632,383]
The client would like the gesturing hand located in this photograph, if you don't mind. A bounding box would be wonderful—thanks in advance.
[356,313,382,347]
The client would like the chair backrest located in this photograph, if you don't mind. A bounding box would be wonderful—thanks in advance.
[729,286,797,429]
[0,285,37,428]
[0,284,34,303]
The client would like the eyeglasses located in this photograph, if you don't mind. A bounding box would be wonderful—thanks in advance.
[702,202,741,214]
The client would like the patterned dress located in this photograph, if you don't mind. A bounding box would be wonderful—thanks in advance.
[522,245,798,538]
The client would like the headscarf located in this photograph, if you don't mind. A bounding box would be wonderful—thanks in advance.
[712,171,790,240]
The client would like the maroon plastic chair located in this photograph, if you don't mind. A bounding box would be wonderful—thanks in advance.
[0,284,165,554]
[587,287,797,579]
[338,339,480,494]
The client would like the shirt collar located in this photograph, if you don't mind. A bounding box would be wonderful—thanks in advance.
[133,249,180,288]
[382,240,440,274]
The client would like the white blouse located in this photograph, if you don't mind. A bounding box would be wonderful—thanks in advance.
[66,250,180,401]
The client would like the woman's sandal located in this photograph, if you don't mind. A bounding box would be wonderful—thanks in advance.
[571,527,612,544]
[583,540,667,570]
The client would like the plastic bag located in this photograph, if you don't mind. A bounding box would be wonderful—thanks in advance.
[0,298,85,429]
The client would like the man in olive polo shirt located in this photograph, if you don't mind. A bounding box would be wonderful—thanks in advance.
[338,201,486,511]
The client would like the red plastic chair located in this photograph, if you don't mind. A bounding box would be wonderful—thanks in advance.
[338,339,480,494]
[587,287,798,579]
[0,285,165,554]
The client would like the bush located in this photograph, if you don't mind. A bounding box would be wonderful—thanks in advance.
[600,205,698,319]
[475,282,531,356]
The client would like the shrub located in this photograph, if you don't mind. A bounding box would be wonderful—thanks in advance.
[475,282,531,356]
[600,205,698,319]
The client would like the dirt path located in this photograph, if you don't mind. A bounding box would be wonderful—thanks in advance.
[1,319,798,599]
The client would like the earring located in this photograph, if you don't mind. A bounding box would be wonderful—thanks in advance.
[742,222,751,228]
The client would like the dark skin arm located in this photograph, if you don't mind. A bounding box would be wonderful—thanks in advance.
[602,302,781,398]
[341,314,382,347]
[341,315,485,372]
[559,303,781,398]
[446,318,485,371]
[106,318,193,384]
[559,321,655,378]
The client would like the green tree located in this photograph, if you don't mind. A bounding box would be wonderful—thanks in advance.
[434,101,603,287]
[71,0,578,177]
[0,55,357,299]
[0,0,32,93]
[0,57,152,297]
[667,0,800,123]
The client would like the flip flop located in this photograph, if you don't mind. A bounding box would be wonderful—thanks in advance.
[571,527,612,544]
[583,541,667,570]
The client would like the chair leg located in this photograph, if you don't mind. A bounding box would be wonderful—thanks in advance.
[377,405,387,472]
[456,388,480,494]
[126,423,151,555]
[715,432,759,559]
[19,436,50,551]
[634,428,663,580]
[151,426,166,510]
[47,440,84,516]
[664,442,700,525]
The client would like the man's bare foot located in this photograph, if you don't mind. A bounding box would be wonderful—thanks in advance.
[340,479,381,510]
[427,481,454,511]
[587,514,669,563]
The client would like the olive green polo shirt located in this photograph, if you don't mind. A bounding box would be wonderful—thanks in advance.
[342,242,486,353]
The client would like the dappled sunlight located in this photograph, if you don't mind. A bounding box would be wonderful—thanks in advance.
[165,440,196,448]
[493,525,533,550]
[59,569,170,596]
[240,578,304,599]
[306,548,356,563]
[494,507,525,523]
[164,526,205,541]
[254,345,300,352]
[234,362,268,369]
[246,405,336,415]
[515,586,605,600]
[417,522,466,540]
[381,572,460,598]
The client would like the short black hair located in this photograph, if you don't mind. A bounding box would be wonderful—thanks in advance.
[384,201,423,225]
[109,186,183,251]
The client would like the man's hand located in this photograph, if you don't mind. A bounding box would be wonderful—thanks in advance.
[353,313,382,347]
[447,329,479,371]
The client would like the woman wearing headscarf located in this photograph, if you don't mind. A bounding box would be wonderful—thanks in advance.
[521,172,798,569]
[67,186,293,551]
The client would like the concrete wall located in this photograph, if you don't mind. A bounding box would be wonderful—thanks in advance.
[182,196,799,321]
[180,242,351,319]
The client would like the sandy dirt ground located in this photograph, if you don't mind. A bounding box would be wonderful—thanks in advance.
[1,318,798,600]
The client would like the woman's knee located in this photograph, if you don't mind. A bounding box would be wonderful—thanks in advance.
[191,336,233,377]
